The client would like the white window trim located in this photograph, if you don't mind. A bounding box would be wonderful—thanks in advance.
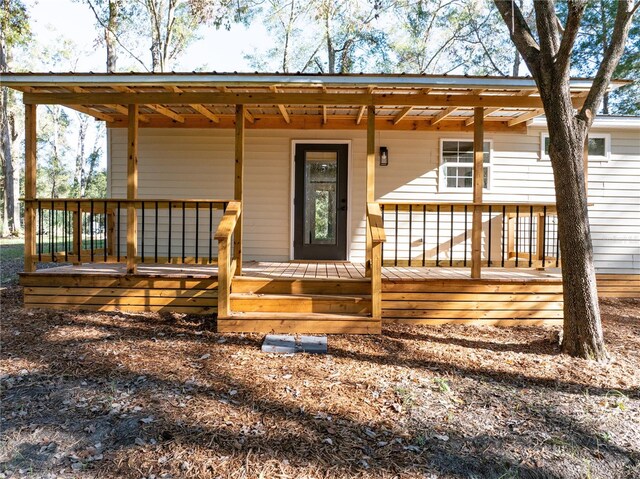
[540,132,611,162]
[438,138,493,192]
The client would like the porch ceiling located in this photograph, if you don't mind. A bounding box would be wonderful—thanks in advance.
[1,72,630,130]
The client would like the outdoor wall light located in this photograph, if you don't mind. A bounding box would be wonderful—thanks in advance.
[379,146,389,166]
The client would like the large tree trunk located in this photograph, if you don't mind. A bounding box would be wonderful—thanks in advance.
[540,81,606,360]
[0,30,19,236]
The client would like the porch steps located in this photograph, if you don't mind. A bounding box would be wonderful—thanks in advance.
[217,276,380,334]
[219,312,379,334]
[230,293,371,314]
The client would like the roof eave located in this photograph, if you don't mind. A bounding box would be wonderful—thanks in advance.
[0,72,631,91]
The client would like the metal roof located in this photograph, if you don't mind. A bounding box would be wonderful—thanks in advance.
[0,71,631,90]
[1,72,629,129]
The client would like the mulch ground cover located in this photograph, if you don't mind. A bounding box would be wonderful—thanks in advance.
[1,285,639,478]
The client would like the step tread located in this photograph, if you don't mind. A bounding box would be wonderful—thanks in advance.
[226,311,373,321]
[230,292,372,301]
[235,276,371,283]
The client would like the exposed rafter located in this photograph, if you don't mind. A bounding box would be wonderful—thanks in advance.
[270,86,290,124]
[393,106,413,125]
[167,86,220,123]
[112,86,185,123]
[67,86,149,122]
[63,105,115,122]
[508,109,545,126]
[465,107,501,126]
[356,86,375,125]
[356,105,366,125]
[219,85,255,123]
[431,106,458,125]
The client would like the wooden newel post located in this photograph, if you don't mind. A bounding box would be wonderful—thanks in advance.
[471,107,484,279]
[234,105,244,276]
[365,105,375,278]
[24,104,37,273]
[127,105,139,274]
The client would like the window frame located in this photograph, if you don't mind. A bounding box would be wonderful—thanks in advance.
[540,132,611,162]
[439,138,493,192]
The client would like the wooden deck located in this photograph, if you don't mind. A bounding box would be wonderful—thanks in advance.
[20,262,637,332]
[24,261,563,281]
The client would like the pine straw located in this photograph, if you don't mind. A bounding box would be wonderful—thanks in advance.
[1,286,639,479]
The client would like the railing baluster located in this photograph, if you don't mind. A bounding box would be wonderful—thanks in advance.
[450,205,454,267]
[182,201,186,263]
[90,200,95,262]
[515,205,520,267]
[168,201,172,262]
[38,201,42,261]
[422,205,426,267]
[141,201,145,263]
[394,204,399,266]
[436,205,440,267]
[195,202,199,263]
[542,206,547,268]
[528,205,534,267]
[501,205,506,268]
[381,204,385,263]
[209,202,213,263]
[49,204,53,259]
[408,204,413,267]
[116,201,121,262]
[554,214,560,268]
[77,201,82,263]
[64,201,68,262]
[487,205,492,267]
[155,201,159,263]
[103,202,107,262]
[464,205,468,267]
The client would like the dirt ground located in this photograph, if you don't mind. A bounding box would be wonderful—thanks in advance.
[1,285,639,479]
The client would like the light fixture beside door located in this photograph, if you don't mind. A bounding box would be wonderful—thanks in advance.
[379,146,389,166]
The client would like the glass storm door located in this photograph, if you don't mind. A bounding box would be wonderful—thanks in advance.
[294,144,348,260]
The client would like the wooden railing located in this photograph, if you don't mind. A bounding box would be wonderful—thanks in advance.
[367,202,387,319]
[23,198,233,269]
[214,201,242,318]
[379,202,560,269]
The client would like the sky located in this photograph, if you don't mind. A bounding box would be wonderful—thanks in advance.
[25,0,270,72]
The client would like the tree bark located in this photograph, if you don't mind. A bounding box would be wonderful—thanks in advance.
[540,85,606,359]
[105,0,119,72]
[0,22,19,235]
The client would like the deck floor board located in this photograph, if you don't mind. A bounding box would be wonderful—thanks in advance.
[28,261,563,281]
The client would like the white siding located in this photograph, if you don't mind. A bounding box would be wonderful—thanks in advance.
[109,125,640,273]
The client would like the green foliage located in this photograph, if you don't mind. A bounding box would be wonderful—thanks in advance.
[558,0,639,115]
[246,0,392,73]
[0,0,31,48]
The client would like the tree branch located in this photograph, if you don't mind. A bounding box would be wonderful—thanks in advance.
[555,0,588,76]
[493,0,541,73]
[83,0,150,71]
[579,0,637,127]
[533,0,561,59]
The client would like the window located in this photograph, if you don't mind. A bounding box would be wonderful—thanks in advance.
[541,132,610,161]
[440,139,491,190]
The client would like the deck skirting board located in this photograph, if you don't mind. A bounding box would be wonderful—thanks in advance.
[18,270,638,328]
[22,274,219,315]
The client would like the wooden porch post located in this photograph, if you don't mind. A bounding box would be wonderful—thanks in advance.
[471,107,484,279]
[126,104,138,274]
[365,105,375,277]
[234,105,244,275]
[24,104,37,273]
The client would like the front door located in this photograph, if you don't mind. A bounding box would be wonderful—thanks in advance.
[294,143,348,260]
